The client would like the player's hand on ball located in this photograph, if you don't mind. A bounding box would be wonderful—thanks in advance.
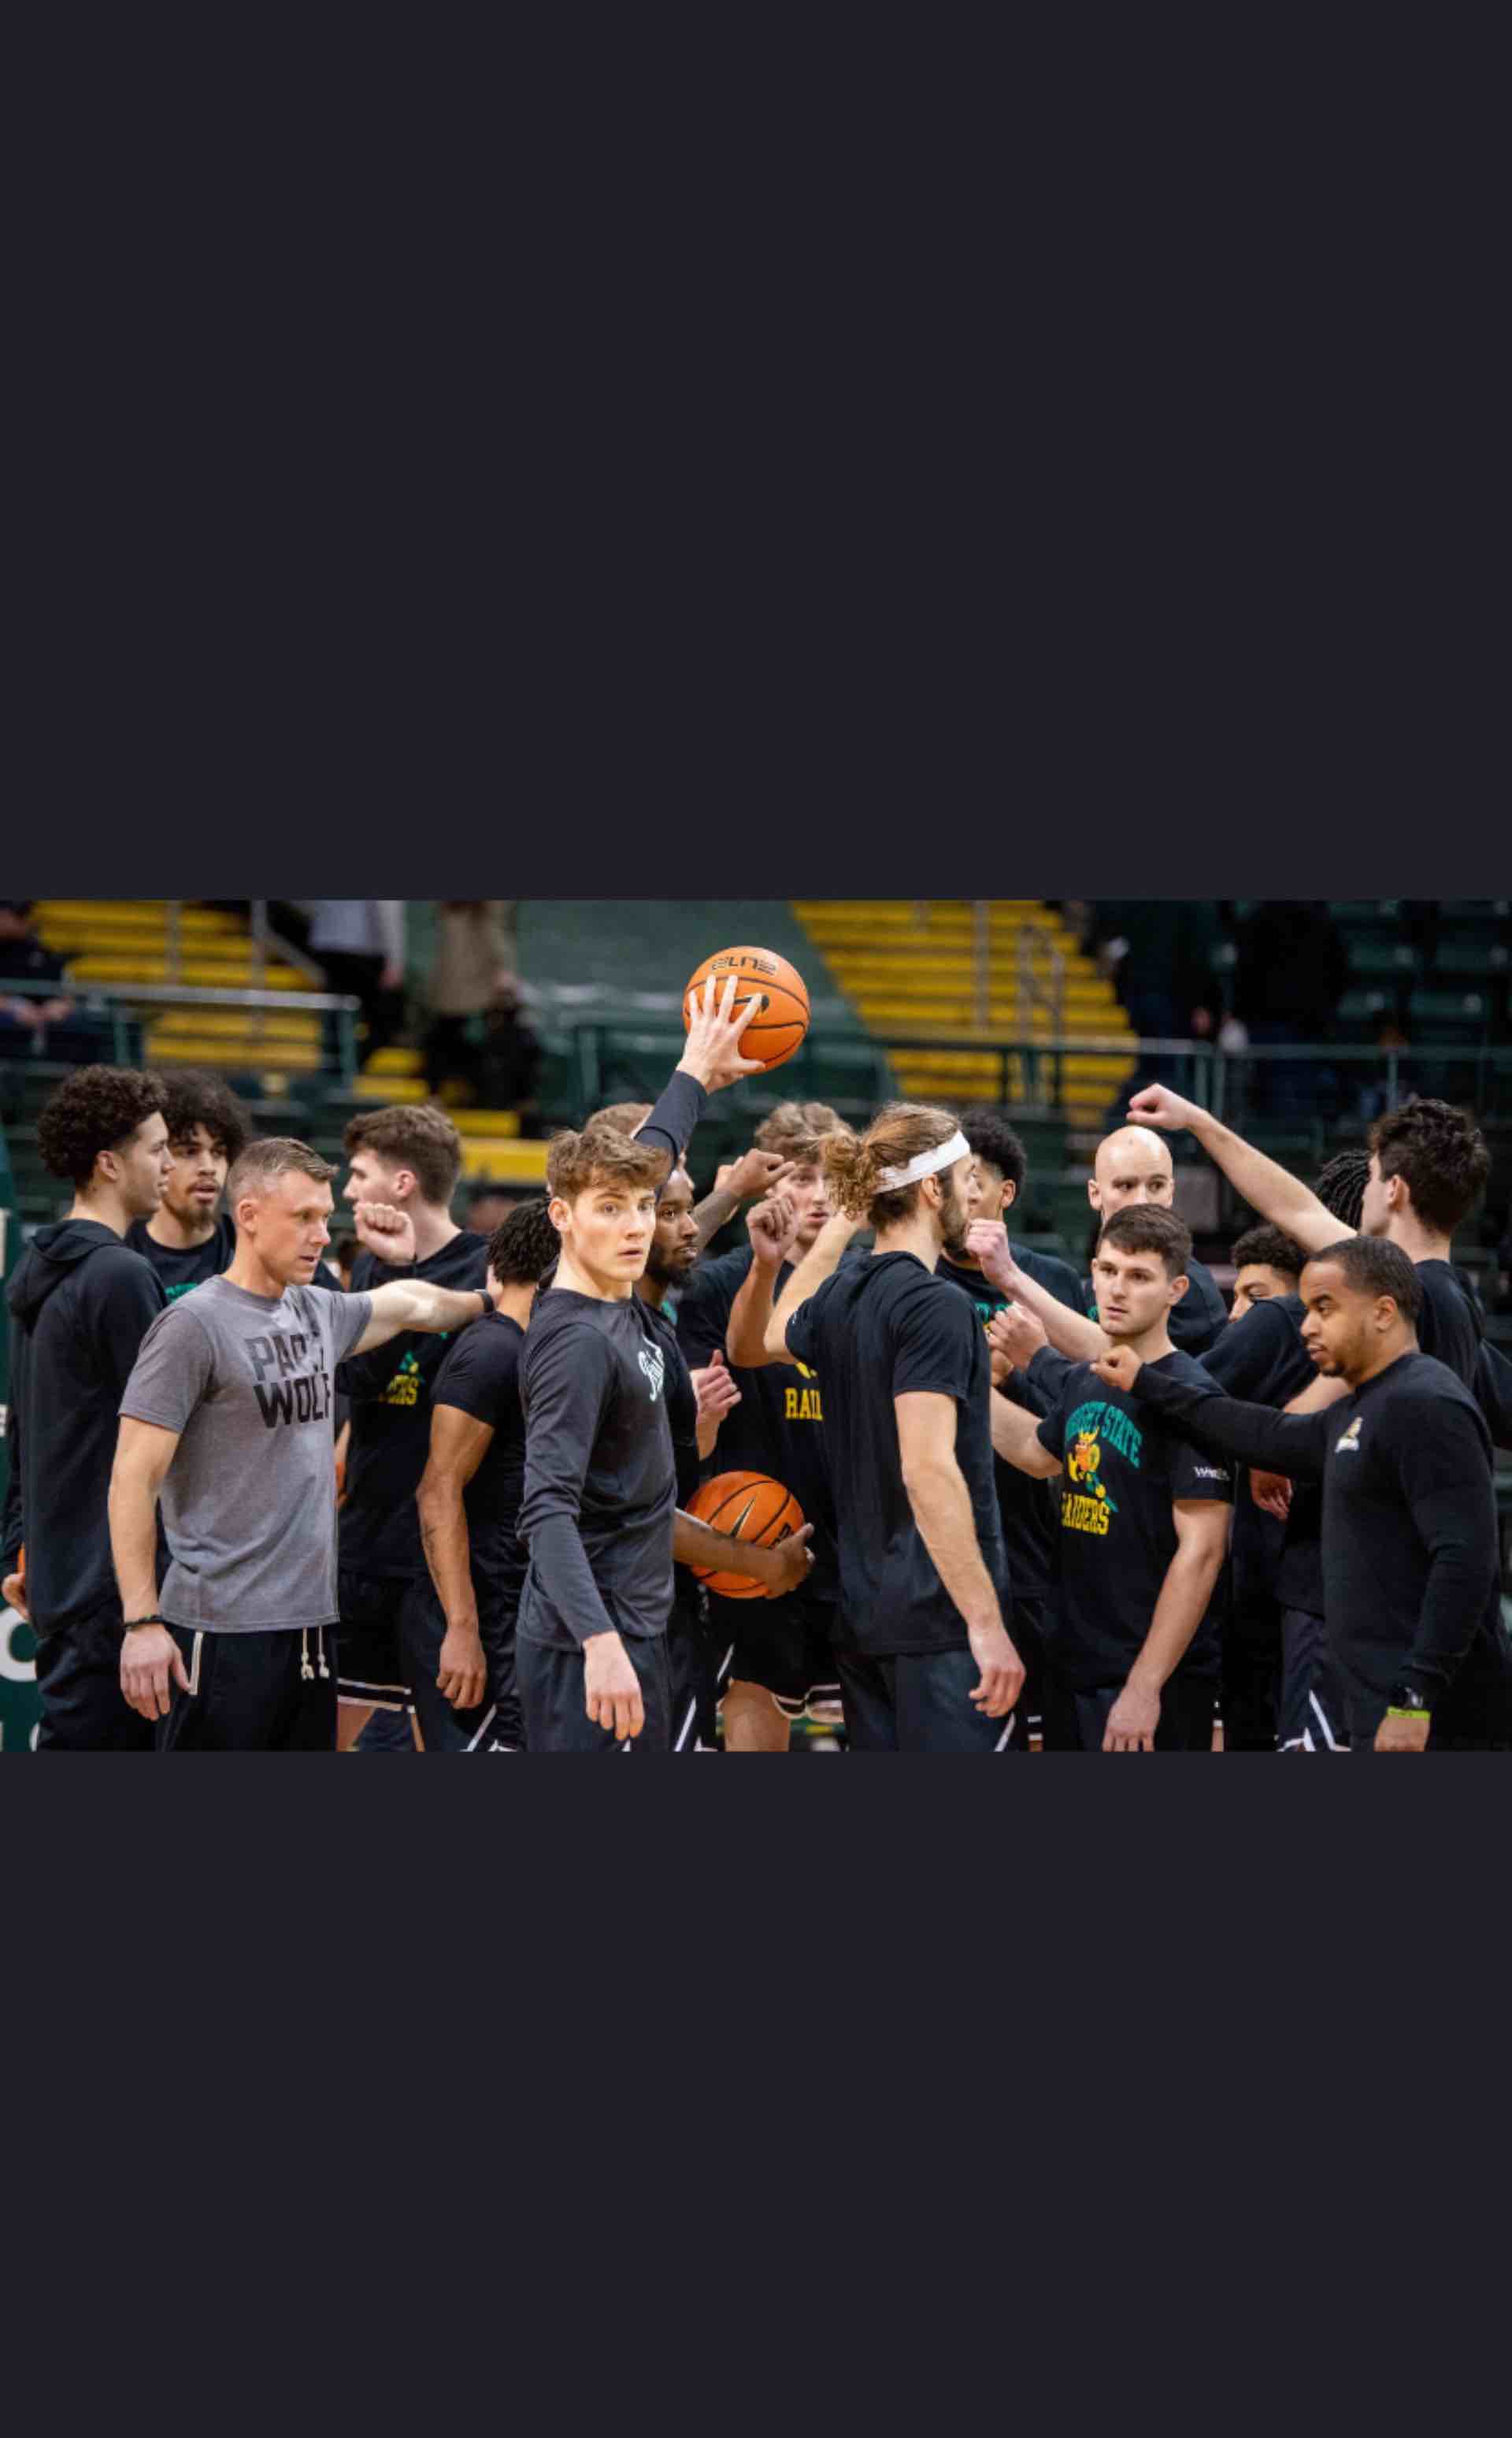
[720,1148,793,1204]
[437,1618,488,1711]
[1092,1345,1143,1394]
[353,1199,417,1264]
[1125,1083,1202,1134]
[762,1521,815,1599]
[2,1569,28,1622]
[679,974,766,1093]
[120,1623,191,1721]
[584,1629,646,1742]
[966,1614,1025,1719]
[747,1188,799,1266]
[964,1219,1017,1290]
[1251,1469,1293,1522]
[1103,1679,1160,1751]
[989,1303,1047,1371]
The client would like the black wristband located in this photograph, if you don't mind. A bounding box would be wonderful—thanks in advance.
[124,1614,167,1631]
[478,1290,492,1320]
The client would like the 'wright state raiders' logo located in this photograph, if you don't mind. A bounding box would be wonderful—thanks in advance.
[638,1343,666,1403]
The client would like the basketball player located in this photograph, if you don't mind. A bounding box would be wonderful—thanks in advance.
[1143,1152,1364,1751]
[111,1140,498,1750]
[2,1066,172,1750]
[516,976,781,1750]
[1228,1224,1304,1319]
[125,1068,346,1303]
[934,1107,1085,1748]
[972,1123,1228,1367]
[764,1104,1024,1752]
[333,1103,491,1746]
[415,1197,562,1750]
[680,1101,854,1750]
[587,1101,792,1260]
[1126,1085,1491,1387]
[1093,1237,1509,1750]
[986,1206,1233,1751]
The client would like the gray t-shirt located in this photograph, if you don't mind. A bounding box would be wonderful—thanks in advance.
[120,1275,374,1631]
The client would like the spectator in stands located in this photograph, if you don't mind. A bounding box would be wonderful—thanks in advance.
[1085,901,1222,1118]
[307,900,407,1063]
[1232,900,1350,1119]
[0,901,102,1064]
[421,900,521,1104]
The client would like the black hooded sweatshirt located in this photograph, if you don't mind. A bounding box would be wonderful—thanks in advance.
[2,1219,165,1630]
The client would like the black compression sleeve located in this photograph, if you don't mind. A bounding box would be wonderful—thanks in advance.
[1131,1364,1332,1481]
[639,1069,708,1184]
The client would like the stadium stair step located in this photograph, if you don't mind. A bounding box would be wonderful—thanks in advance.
[789,900,1136,1123]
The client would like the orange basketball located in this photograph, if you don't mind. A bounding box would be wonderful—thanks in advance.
[685,1469,806,1600]
[683,944,810,1074]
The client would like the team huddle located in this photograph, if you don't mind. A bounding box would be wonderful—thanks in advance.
[5,970,1510,1753]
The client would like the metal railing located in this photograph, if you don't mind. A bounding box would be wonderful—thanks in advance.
[0,977,364,1082]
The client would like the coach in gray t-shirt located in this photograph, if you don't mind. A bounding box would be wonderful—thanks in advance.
[122,1275,375,1632]
[110,1137,496,1750]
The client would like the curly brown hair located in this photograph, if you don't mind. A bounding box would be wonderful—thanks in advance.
[487,1196,561,1286]
[159,1069,250,1163]
[754,1100,852,1165]
[1369,1097,1490,1236]
[36,1065,167,1188]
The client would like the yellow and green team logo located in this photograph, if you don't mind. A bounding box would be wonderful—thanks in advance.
[385,1349,424,1408]
[1062,1426,1117,1534]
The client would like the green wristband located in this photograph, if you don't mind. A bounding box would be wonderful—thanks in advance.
[1386,1705,1431,1722]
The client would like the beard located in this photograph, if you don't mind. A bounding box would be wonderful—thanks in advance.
[645,1243,692,1289]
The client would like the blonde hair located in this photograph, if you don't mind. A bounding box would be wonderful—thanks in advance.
[754,1100,853,1165]
[823,1101,962,1230]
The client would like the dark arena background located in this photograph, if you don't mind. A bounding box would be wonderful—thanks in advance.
[2,893,1510,1753]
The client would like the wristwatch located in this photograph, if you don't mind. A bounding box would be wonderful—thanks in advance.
[1386,1683,1432,1719]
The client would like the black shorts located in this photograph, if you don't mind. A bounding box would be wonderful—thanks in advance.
[667,1582,729,1753]
[712,1586,842,1724]
[836,1647,1024,1753]
[402,1572,523,1753]
[157,1622,338,1752]
[1010,1594,1047,1736]
[335,1568,412,1712]
[1040,1666,1217,1752]
[336,1567,521,1751]
[1277,1607,1348,1753]
[33,1598,154,1753]
[517,1631,673,1753]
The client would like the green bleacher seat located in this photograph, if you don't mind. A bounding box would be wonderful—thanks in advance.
[1348,941,1418,977]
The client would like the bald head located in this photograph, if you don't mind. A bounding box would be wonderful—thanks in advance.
[1088,1125,1176,1216]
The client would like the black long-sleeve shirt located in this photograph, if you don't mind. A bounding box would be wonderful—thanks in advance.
[1128,1349,1504,1738]
[517,1289,679,1650]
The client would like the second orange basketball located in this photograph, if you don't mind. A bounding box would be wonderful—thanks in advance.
[684,944,810,1073]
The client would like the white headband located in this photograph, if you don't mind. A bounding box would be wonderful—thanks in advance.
[875,1130,969,1193]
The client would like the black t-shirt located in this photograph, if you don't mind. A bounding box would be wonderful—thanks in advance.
[1130,1352,1506,1739]
[785,1251,1007,1658]
[1034,1349,1233,1690]
[935,1246,1085,1608]
[674,1244,841,1601]
[1414,1259,1482,1387]
[430,1312,530,1598]
[337,1229,490,1576]
[517,1286,678,1650]
[1084,1254,1227,1358]
[1202,1293,1317,1603]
